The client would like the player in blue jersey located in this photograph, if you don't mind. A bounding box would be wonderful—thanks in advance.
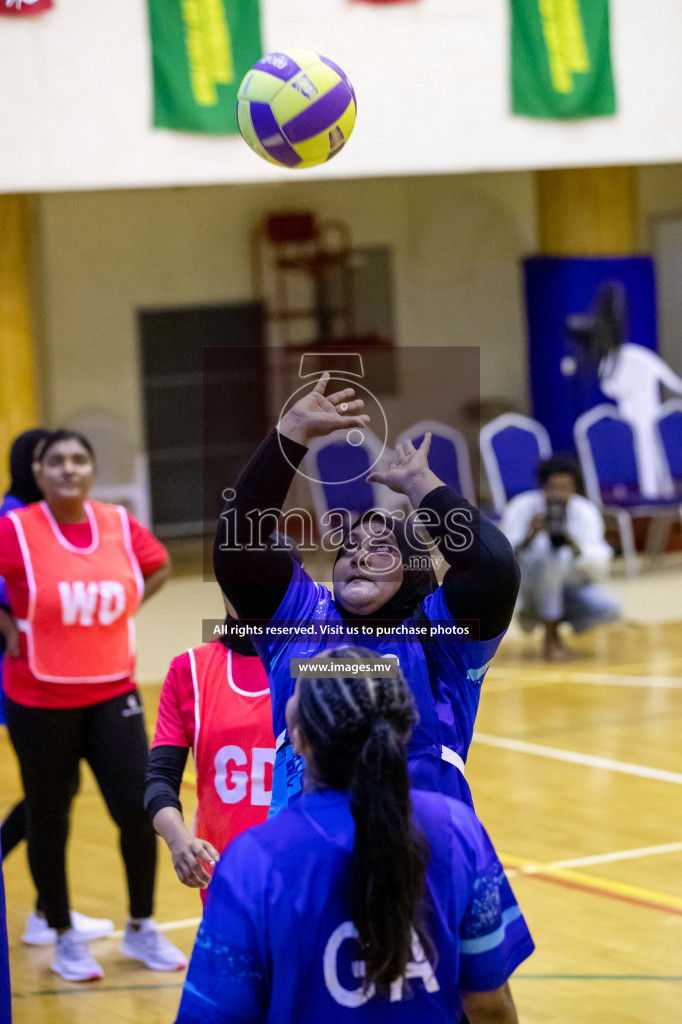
[213,373,520,812]
[175,650,533,1024]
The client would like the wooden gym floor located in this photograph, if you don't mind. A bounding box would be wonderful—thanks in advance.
[2,559,682,1024]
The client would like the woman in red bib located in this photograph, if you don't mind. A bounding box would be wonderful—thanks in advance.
[0,430,186,982]
[145,609,276,905]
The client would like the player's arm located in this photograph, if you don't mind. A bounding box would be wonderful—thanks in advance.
[140,557,171,602]
[146,746,220,887]
[0,605,19,657]
[460,982,518,1024]
[0,525,21,656]
[145,657,218,887]
[127,514,172,603]
[213,429,303,624]
[452,802,533,1018]
[422,487,519,640]
[367,435,520,639]
[214,372,367,624]
[152,803,219,889]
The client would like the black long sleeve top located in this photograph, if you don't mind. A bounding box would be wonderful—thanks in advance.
[213,429,520,641]
[148,432,521,825]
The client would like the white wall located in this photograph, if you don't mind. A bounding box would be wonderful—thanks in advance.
[3,1,682,192]
[641,165,682,373]
[36,171,537,449]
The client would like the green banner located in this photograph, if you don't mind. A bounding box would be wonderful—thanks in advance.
[147,0,262,134]
[510,0,616,119]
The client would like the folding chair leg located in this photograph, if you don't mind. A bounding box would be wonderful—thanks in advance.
[644,513,672,558]
[614,509,638,578]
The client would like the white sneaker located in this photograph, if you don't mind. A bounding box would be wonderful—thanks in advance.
[23,910,114,945]
[51,929,104,982]
[120,919,188,972]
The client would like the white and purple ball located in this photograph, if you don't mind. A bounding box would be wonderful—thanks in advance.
[237,50,357,169]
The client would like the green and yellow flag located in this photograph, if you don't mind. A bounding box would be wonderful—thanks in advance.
[510,0,616,119]
[147,0,262,134]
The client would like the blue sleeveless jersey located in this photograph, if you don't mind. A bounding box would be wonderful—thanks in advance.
[253,563,506,813]
[175,789,534,1024]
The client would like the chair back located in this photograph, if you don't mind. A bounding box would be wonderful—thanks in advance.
[655,399,682,487]
[574,404,640,506]
[395,420,475,503]
[304,429,402,534]
[480,413,552,512]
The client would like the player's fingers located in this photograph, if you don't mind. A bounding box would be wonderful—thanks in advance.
[191,865,212,886]
[336,414,369,428]
[328,387,356,405]
[419,432,432,456]
[201,842,221,863]
[334,397,364,414]
[366,472,386,485]
[312,371,331,394]
[176,862,198,887]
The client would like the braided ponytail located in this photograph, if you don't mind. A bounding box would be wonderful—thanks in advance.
[296,648,433,992]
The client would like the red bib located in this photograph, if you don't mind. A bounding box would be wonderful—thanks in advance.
[8,501,143,683]
[189,642,275,855]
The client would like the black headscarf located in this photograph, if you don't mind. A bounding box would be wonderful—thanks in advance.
[219,615,258,657]
[333,510,437,626]
[6,429,50,505]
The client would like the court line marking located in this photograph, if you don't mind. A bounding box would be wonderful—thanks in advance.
[572,655,682,674]
[487,670,682,690]
[499,652,682,675]
[12,982,185,998]
[547,673,682,689]
[543,840,682,871]
[473,732,682,785]
[501,851,682,915]
[108,916,201,940]
[515,974,682,981]
[15,976,682,998]
[483,676,566,694]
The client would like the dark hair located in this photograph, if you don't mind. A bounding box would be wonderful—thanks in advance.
[37,430,96,464]
[296,647,433,992]
[537,455,584,492]
[7,428,50,504]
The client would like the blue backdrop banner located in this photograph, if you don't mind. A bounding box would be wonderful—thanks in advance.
[523,256,657,451]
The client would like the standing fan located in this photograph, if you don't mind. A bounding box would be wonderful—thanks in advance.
[564,281,628,374]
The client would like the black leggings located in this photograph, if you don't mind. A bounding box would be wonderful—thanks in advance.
[5,690,157,931]
[1,800,27,860]
[2,773,80,861]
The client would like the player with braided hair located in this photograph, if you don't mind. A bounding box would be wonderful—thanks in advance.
[294,651,433,991]
[175,648,533,1024]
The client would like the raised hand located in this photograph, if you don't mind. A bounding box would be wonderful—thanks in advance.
[277,371,370,446]
[367,433,443,507]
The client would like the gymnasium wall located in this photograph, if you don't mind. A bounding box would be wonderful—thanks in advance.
[2,0,682,192]
[35,171,537,448]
